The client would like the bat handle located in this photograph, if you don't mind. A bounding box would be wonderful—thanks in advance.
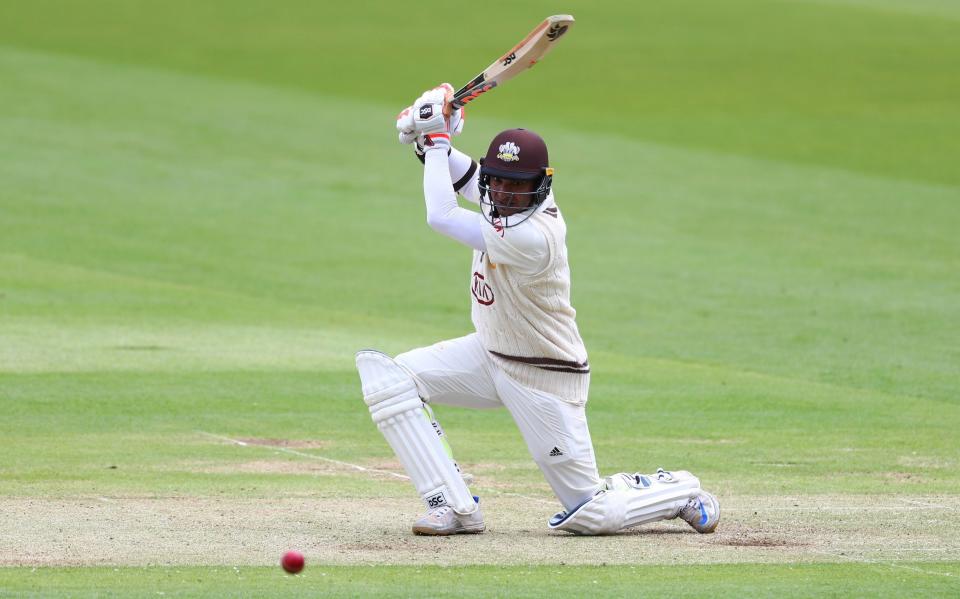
[447,82,496,113]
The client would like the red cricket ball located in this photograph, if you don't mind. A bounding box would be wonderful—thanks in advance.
[281,550,305,574]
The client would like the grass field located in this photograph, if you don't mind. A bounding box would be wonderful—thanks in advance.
[1,0,959,596]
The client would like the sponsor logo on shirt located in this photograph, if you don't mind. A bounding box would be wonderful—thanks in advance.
[471,271,495,306]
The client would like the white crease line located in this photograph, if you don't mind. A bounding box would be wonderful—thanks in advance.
[196,431,557,506]
[196,431,409,480]
[198,431,248,447]
[812,550,955,578]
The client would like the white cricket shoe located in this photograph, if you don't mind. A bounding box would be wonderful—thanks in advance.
[677,490,721,533]
[412,502,485,536]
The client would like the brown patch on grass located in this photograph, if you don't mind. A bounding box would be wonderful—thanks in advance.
[366,458,404,471]
[883,472,926,483]
[717,536,799,548]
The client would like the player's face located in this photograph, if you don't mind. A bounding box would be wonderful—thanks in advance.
[489,177,537,216]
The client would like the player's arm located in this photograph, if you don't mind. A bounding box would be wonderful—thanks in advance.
[399,85,486,250]
[402,102,480,205]
[423,143,486,251]
[449,148,481,205]
[410,145,479,205]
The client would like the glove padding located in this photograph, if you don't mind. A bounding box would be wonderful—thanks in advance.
[396,83,464,145]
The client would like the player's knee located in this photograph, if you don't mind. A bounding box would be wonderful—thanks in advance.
[355,350,421,422]
[393,346,438,383]
[393,349,414,370]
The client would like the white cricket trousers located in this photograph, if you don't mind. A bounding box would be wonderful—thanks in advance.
[395,333,602,511]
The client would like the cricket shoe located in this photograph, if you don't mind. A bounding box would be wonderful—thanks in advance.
[677,490,721,533]
[412,498,485,536]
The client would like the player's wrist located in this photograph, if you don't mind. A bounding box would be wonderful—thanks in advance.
[423,133,451,154]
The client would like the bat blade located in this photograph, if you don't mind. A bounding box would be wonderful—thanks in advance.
[448,14,574,111]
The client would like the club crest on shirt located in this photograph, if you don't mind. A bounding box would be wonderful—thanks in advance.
[497,141,520,162]
[471,271,495,305]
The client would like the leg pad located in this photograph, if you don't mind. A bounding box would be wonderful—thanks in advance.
[356,350,476,513]
[548,469,700,535]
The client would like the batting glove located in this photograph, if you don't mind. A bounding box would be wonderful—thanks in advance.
[396,83,464,144]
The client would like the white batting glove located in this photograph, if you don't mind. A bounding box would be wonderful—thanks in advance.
[396,107,419,145]
[395,83,464,145]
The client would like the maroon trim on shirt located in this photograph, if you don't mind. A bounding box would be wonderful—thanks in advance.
[537,365,591,374]
[453,160,478,192]
[489,350,590,374]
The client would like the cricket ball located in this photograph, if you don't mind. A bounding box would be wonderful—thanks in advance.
[281,550,305,574]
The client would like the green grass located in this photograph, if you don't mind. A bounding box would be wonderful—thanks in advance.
[1,0,958,595]
[1,564,958,598]
[3,364,958,499]
[1,0,958,185]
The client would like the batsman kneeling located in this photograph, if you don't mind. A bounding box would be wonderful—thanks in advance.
[355,84,720,536]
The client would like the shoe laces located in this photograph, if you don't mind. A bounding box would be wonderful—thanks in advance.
[430,506,452,518]
[677,497,699,520]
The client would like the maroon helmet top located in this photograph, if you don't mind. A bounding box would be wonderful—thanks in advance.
[481,128,549,181]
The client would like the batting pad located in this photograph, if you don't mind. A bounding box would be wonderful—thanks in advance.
[355,350,476,514]
[548,471,700,535]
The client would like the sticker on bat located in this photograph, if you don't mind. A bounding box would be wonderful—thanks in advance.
[547,23,568,41]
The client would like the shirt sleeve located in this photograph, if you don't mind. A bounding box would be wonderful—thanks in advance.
[422,149,487,251]
[481,216,550,275]
[448,148,481,205]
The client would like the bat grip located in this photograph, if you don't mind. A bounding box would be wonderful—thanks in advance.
[445,99,464,115]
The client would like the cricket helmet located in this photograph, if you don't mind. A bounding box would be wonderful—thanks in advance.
[478,128,554,228]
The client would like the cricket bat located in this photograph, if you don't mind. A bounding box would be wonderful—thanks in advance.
[445,14,575,114]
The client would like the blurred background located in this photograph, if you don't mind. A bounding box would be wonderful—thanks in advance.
[3,0,957,390]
